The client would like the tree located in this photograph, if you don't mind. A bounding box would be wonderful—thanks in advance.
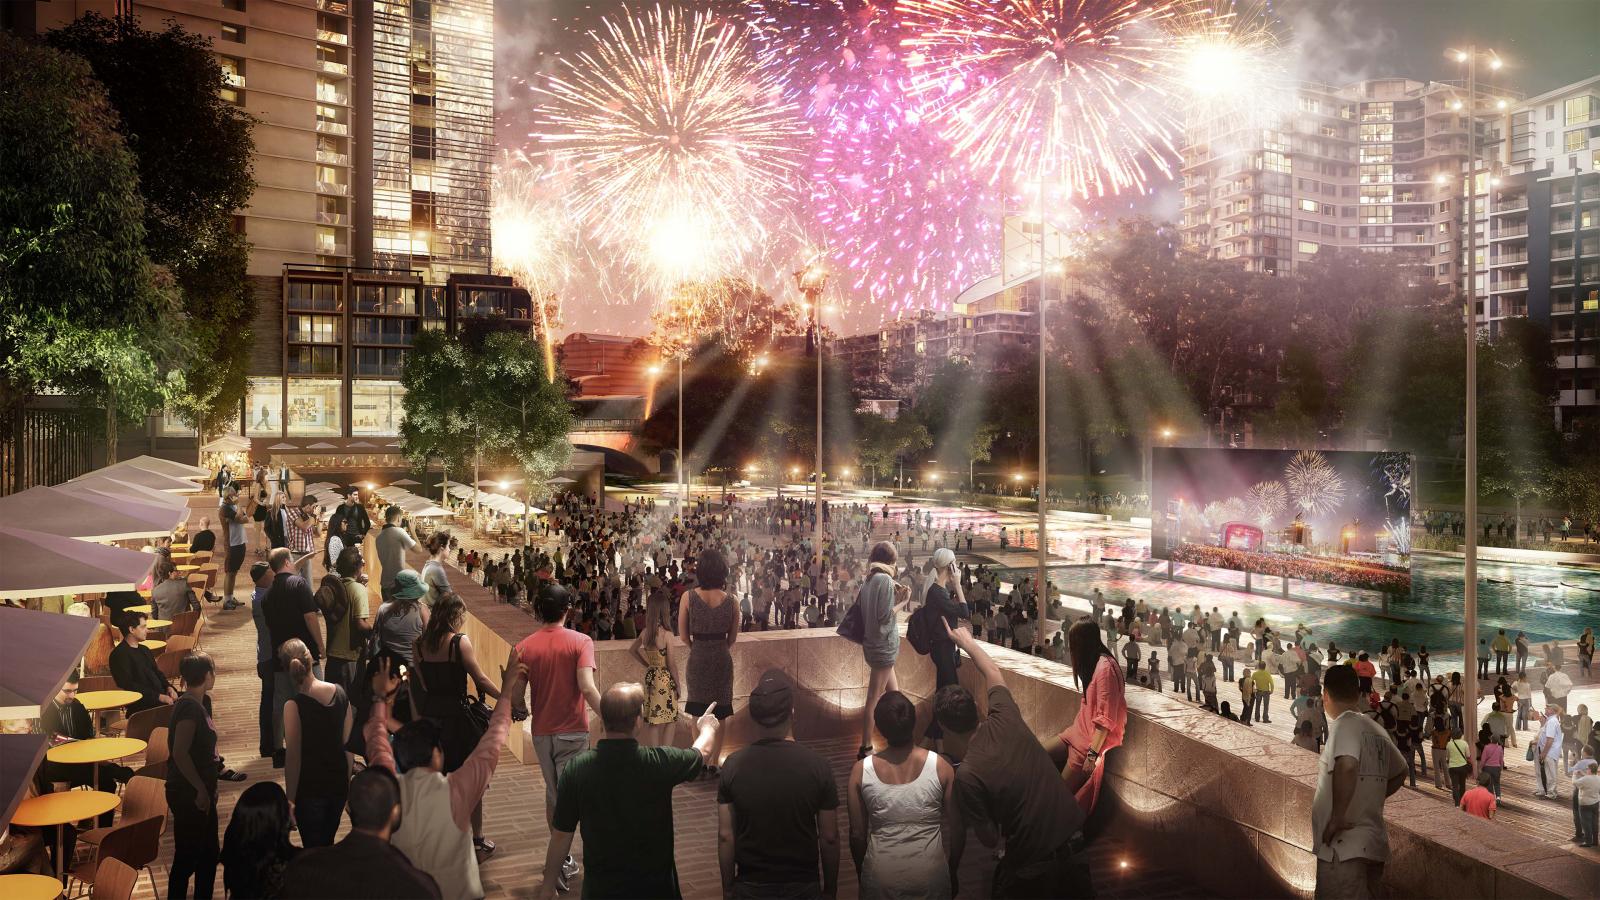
[470,330,574,489]
[0,33,183,457]
[966,422,999,489]
[48,13,257,437]
[855,414,931,489]
[399,329,477,502]
[646,277,806,361]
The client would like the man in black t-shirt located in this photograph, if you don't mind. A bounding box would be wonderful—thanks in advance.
[110,612,176,713]
[717,670,840,898]
[262,547,321,765]
[935,623,1089,898]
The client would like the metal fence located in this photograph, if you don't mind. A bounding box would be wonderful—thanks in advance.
[0,404,97,496]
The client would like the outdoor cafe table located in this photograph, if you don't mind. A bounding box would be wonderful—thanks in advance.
[144,619,172,630]
[46,737,145,792]
[0,872,65,900]
[74,690,140,713]
[10,790,121,884]
[141,639,166,652]
[124,604,153,614]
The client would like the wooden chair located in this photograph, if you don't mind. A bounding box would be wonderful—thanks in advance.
[131,727,168,781]
[123,705,172,745]
[155,651,183,685]
[80,775,165,848]
[164,634,195,656]
[90,857,138,900]
[69,816,162,900]
[79,675,119,694]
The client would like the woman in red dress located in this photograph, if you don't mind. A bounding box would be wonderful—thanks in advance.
[1049,619,1128,815]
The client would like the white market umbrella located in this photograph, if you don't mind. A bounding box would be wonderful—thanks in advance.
[199,434,250,453]
[304,482,339,492]
[0,525,155,600]
[59,476,189,511]
[267,443,297,451]
[0,486,184,542]
[305,442,338,450]
[391,478,421,486]
[349,441,378,449]
[70,463,199,493]
[546,476,576,485]
[449,485,477,500]
[112,454,210,480]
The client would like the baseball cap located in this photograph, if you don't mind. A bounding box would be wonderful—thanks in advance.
[748,669,793,726]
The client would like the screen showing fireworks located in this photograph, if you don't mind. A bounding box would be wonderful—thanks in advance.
[1150,448,1415,594]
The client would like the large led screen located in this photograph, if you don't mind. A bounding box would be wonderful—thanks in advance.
[1151,447,1414,594]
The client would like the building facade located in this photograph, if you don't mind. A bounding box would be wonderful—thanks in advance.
[1179,78,1512,282]
[1487,76,1600,430]
[6,0,358,275]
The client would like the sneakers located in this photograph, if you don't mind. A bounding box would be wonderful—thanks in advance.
[222,597,243,611]
[557,855,579,893]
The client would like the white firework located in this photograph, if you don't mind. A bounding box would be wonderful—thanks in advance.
[1246,480,1287,528]
[1284,449,1346,516]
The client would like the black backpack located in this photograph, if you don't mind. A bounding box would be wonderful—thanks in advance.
[906,601,933,655]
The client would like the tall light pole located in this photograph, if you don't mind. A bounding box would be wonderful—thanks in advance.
[795,259,830,555]
[1034,177,1054,650]
[1448,45,1501,747]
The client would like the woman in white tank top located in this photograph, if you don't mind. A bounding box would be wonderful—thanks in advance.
[847,691,957,899]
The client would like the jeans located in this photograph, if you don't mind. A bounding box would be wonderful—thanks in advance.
[1254,692,1271,721]
[1495,651,1508,675]
[167,789,219,900]
[1126,660,1139,681]
[1516,650,1527,676]
[1574,788,1585,837]
[993,842,1091,899]
[1449,765,1471,806]
[1582,802,1600,845]
[325,657,360,699]
[1483,765,1502,797]
[1516,697,1531,730]
[1240,696,1254,725]
[257,660,274,758]
[1222,658,1235,681]
[294,795,346,848]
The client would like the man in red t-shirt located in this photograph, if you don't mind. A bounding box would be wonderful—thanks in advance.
[1459,772,1497,820]
[510,583,601,892]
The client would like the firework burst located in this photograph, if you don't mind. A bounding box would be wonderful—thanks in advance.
[1246,480,1287,528]
[533,4,810,292]
[491,150,579,333]
[898,0,1184,194]
[1165,0,1288,131]
[1284,449,1347,516]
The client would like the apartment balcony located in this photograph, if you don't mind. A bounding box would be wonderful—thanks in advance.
[1490,277,1528,293]
[315,150,351,166]
[1493,197,1529,214]
[1558,389,1598,406]
[319,60,350,76]
[316,211,349,226]
[1552,247,1577,262]
[315,119,348,136]
[1556,355,1598,370]
[316,88,349,105]
[1553,218,1575,233]
[316,0,350,13]
[1491,252,1528,267]
[315,181,349,196]
[1491,225,1529,239]
[222,72,245,89]
[315,239,350,256]
[316,29,348,46]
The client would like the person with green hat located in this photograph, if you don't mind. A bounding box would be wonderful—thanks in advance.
[375,570,429,665]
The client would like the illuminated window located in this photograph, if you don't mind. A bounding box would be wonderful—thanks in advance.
[1566,130,1587,152]
[287,280,341,312]
[1299,198,1319,212]
[287,314,340,344]
[245,377,283,436]
[1359,124,1393,142]
[1566,96,1593,125]
[221,23,244,43]
[1297,241,1319,255]
[287,346,341,375]
[286,379,342,436]
[351,381,405,435]
[1262,151,1289,173]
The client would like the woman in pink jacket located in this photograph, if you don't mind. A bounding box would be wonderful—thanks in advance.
[1049,619,1128,815]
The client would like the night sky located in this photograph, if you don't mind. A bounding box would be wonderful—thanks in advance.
[492,0,1600,335]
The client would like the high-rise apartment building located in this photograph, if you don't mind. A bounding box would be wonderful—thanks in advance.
[1486,76,1600,430]
[5,0,357,275]
[356,0,494,281]
[1179,78,1509,283]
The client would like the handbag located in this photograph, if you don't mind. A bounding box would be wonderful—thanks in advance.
[1526,742,1537,762]
[836,602,865,644]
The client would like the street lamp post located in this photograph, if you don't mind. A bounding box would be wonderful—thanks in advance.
[795,260,830,556]
[1448,44,1501,747]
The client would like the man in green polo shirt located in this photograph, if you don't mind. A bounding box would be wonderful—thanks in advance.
[535,683,720,899]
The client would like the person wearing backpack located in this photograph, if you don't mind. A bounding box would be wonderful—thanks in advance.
[915,548,969,747]
[323,545,373,698]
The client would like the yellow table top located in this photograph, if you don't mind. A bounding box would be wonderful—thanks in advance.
[170,543,190,551]
[176,564,200,571]
[74,690,142,711]
[142,639,166,651]
[170,551,194,559]
[0,873,64,900]
[125,604,153,614]
[145,619,172,629]
[136,589,152,598]
[46,737,146,765]
[10,790,120,828]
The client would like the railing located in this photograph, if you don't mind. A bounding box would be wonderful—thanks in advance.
[316,29,348,45]
[315,120,348,136]
[318,60,349,76]
[1491,225,1528,239]
[315,150,350,166]
[316,89,348,105]
[316,0,349,12]
[315,211,349,226]
[315,181,348,196]
[1491,277,1528,291]
[1492,252,1528,265]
